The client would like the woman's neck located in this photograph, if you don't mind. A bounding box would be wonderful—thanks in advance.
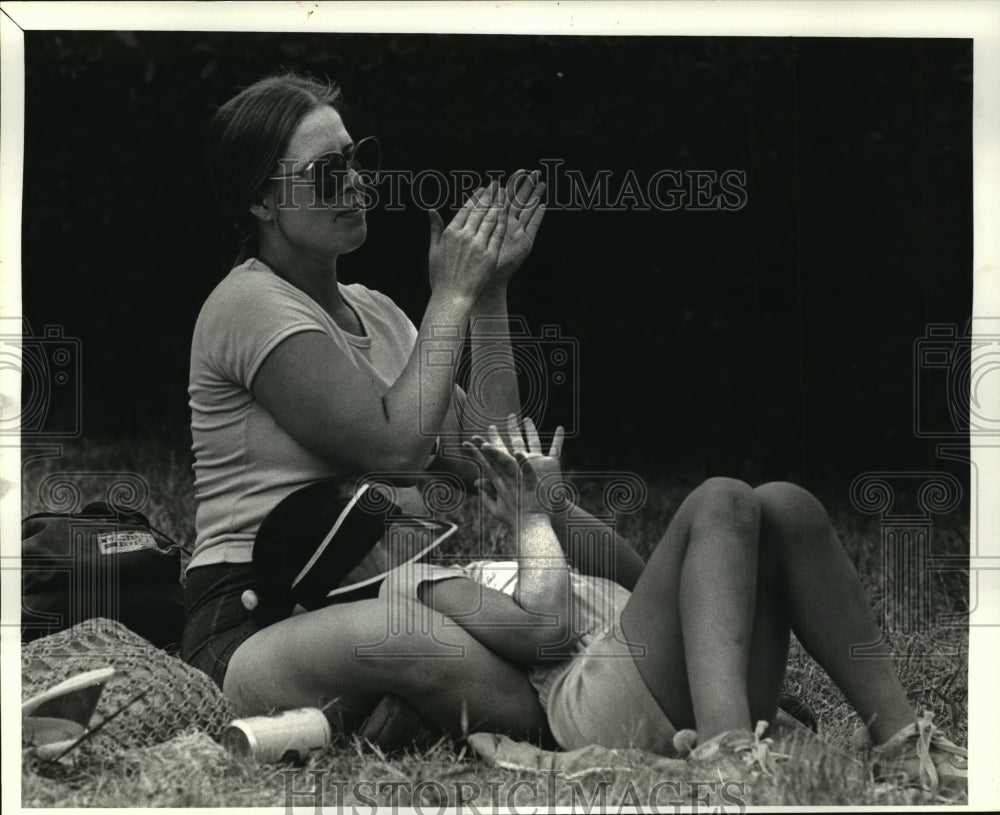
[256,239,365,337]
[257,240,342,314]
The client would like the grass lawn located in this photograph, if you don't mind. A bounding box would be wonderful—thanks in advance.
[19,432,969,807]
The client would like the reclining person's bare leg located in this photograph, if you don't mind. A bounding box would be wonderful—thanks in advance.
[619,476,769,741]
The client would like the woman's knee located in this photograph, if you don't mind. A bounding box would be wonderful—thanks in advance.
[754,481,831,538]
[687,476,761,539]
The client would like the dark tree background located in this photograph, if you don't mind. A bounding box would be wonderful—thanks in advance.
[20,33,972,497]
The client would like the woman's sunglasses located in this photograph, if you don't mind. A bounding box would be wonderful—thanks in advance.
[268,136,380,204]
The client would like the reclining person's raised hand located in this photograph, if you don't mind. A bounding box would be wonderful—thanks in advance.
[464,417,564,530]
[505,414,563,488]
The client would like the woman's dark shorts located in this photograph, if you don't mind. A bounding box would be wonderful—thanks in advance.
[182,562,382,689]
[182,562,263,689]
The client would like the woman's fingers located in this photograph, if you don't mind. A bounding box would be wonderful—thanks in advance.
[427,208,444,245]
[507,170,534,217]
[449,172,545,234]
[486,189,509,253]
[466,442,518,503]
[477,186,505,247]
[523,196,546,241]
[450,186,483,232]
[548,426,565,460]
[464,438,500,468]
[514,170,543,209]
[464,182,497,233]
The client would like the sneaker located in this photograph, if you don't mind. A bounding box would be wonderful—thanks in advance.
[778,692,820,736]
[871,711,967,794]
[357,693,438,754]
[682,721,789,780]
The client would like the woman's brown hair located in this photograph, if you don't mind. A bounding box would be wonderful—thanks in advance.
[206,72,346,263]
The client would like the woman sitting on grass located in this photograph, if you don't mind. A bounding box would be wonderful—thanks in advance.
[184,71,551,740]
[398,416,967,793]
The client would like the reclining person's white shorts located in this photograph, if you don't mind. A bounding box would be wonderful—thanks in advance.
[381,558,680,755]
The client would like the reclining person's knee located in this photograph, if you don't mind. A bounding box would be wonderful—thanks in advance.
[754,481,831,539]
[690,476,761,540]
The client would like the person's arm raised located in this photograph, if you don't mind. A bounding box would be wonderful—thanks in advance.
[464,419,579,656]
[494,417,646,592]
[252,184,508,474]
[462,171,546,443]
[547,501,646,592]
[428,173,546,487]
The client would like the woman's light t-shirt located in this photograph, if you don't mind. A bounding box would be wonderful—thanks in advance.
[187,258,418,571]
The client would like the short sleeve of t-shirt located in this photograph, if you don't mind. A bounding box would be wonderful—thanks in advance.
[194,269,328,391]
[187,259,420,570]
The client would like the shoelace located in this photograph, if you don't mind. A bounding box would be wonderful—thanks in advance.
[745,720,791,777]
[914,712,939,791]
[887,712,968,792]
[681,722,790,777]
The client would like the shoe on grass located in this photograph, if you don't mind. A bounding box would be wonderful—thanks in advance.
[778,692,820,736]
[871,711,967,794]
[679,721,790,780]
[357,693,437,754]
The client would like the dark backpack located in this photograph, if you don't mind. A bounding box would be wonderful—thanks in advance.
[22,502,186,649]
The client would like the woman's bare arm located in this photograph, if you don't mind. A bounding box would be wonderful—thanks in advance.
[460,171,546,444]
[426,174,547,484]
[252,185,508,474]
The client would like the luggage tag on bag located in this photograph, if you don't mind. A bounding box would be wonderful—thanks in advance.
[96,530,161,555]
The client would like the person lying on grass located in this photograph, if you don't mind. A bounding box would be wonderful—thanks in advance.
[398,415,967,792]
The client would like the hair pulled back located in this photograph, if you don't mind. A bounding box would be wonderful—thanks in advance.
[206,72,346,261]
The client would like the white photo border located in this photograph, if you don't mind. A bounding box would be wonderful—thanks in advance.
[2,1,997,811]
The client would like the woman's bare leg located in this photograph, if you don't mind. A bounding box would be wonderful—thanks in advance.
[223,597,546,739]
[754,481,914,743]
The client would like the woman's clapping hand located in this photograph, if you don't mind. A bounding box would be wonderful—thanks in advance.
[494,170,546,288]
[426,171,546,302]
[427,182,508,301]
